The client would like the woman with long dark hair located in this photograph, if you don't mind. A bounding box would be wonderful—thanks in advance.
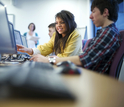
[16,10,82,57]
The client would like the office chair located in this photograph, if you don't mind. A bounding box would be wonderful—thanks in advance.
[82,39,87,50]
[109,30,124,78]
[82,39,92,51]
[118,56,124,82]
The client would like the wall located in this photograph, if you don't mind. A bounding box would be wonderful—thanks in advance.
[1,0,92,45]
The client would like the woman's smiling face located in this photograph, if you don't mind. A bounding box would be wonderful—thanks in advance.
[55,17,68,37]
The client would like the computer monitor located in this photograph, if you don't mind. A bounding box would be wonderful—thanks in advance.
[9,22,17,54]
[21,35,28,48]
[0,2,16,54]
[14,30,23,45]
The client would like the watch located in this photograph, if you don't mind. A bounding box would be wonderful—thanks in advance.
[48,56,56,65]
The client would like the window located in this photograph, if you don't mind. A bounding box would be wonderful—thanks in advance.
[116,1,124,31]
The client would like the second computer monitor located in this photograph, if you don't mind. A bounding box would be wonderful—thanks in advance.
[14,30,23,45]
[21,35,28,48]
[9,22,17,54]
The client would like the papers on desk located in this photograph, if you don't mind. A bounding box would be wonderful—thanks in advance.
[29,36,40,41]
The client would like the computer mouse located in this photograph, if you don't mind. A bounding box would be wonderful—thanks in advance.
[56,61,81,74]
[56,60,75,67]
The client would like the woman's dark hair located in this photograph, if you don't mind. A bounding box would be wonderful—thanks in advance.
[54,10,77,54]
[28,23,36,31]
[91,0,119,22]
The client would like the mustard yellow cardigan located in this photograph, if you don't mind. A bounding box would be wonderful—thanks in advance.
[37,29,82,57]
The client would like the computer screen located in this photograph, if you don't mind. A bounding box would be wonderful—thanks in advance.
[9,22,17,54]
[0,2,16,54]
[14,30,23,45]
[21,35,28,48]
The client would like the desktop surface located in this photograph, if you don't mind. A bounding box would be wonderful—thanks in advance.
[0,67,124,107]
[0,61,76,101]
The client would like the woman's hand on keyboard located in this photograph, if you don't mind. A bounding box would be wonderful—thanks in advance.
[30,54,49,63]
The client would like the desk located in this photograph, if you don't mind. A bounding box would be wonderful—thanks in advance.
[0,68,124,107]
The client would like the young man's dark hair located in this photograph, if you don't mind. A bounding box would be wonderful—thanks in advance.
[48,23,55,38]
[91,0,119,22]
[48,23,55,28]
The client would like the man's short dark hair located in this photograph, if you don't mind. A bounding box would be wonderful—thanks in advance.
[48,23,55,28]
[91,0,119,22]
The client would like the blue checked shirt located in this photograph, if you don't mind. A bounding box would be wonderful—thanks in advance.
[79,23,121,74]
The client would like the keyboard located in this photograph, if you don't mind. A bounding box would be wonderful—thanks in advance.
[4,52,31,62]
[1,54,25,63]
[21,61,54,70]
[0,62,75,99]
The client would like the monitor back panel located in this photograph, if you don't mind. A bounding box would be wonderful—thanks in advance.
[21,35,28,48]
[0,2,16,54]
[14,30,23,45]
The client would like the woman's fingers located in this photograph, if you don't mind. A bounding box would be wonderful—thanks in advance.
[16,44,27,52]
[30,54,47,62]
[30,54,38,61]
[16,44,24,48]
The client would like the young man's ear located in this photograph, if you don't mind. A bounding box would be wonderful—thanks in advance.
[103,8,109,17]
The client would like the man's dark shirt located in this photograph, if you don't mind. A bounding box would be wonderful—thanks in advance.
[79,23,121,74]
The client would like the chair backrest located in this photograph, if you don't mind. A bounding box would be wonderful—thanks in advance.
[82,39,87,50]
[82,39,92,51]
[118,57,124,82]
[109,30,124,78]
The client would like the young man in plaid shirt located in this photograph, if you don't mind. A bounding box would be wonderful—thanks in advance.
[30,0,121,74]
